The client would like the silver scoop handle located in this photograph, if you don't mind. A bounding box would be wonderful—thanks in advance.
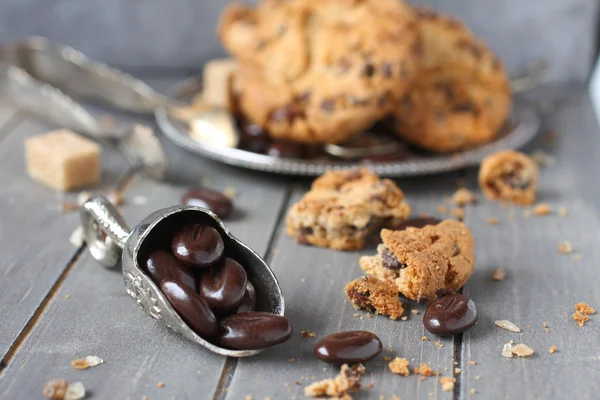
[80,196,131,268]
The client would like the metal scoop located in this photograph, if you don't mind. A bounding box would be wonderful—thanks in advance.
[80,195,285,357]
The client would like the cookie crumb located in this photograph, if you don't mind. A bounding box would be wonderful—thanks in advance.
[511,344,534,357]
[575,302,595,315]
[469,361,477,365]
[61,202,79,213]
[492,268,506,281]
[411,310,420,315]
[400,316,408,321]
[157,382,165,388]
[439,376,456,392]
[413,362,433,377]
[530,149,556,167]
[557,241,573,254]
[558,206,568,217]
[454,368,461,374]
[549,346,557,354]
[452,188,477,206]
[437,204,448,214]
[223,187,238,199]
[383,356,391,361]
[71,355,104,370]
[289,358,295,363]
[300,331,317,338]
[64,294,70,299]
[470,388,477,395]
[450,207,465,220]
[434,341,443,347]
[533,203,552,216]
[42,380,85,400]
[495,320,521,332]
[502,343,513,358]
[487,217,499,225]
[421,336,429,341]
[572,254,581,261]
[388,357,410,376]
[305,364,365,398]
[523,210,532,218]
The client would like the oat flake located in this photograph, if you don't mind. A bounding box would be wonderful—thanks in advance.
[495,320,521,332]
[502,343,513,358]
[511,344,534,357]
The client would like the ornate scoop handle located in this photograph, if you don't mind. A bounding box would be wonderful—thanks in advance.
[80,196,131,268]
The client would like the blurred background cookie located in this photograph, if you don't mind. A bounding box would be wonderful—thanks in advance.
[218,0,421,144]
[389,7,512,153]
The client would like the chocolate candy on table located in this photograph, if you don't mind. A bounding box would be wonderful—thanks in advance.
[144,249,197,291]
[423,294,478,335]
[265,141,305,158]
[218,311,292,350]
[181,188,233,219]
[239,121,270,154]
[313,331,382,364]
[171,223,225,268]
[235,281,257,313]
[160,280,218,339]
[395,217,442,231]
[199,257,248,314]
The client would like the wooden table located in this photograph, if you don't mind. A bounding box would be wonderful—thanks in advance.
[0,78,598,400]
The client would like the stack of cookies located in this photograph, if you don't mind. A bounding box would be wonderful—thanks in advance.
[218,0,511,153]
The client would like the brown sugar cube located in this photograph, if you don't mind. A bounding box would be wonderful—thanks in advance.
[25,129,101,191]
[202,58,238,111]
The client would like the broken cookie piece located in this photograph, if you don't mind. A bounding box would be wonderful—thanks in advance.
[360,220,475,302]
[478,150,539,205]
[345,276,404,320]
[25,129,101,191]
[285,169,411,250]
[305,363,365,398]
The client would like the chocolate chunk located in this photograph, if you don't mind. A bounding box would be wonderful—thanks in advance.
[218,312,292,350]
[313,331,382,364]
[144,249,197,291]
[382,248,406,270]
[266,141,305,158]
[320,99,336,113]
[363,63,375,77]
[199,257,248,314]
[395,217,442,230]
[160,280,218,339]
[423,294,478,335]
[347,288,371,304]
[181,188,234,219]
[502,173,530,189]
[171,223,225,268]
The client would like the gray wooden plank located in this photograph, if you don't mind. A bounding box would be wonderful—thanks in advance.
[0,134,291,399]
[0,116,128,365]
[225,174,462,400]
[0,104,17,133]
[458,88,600,399]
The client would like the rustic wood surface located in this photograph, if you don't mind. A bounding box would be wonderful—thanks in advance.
[0,79,599,400]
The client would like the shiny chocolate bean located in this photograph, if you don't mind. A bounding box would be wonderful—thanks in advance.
[395,217,442,230]
[144,249,197,291]
[423,294,478,335]
[265,141,304,158]
[218,312,292,350]
[199,257,248,313]
[160,280,217,339]
[239,121,270,154]
[171,223,225,268]
[181,188,233,219]
[235,281,257,313]
[313,331,382,364]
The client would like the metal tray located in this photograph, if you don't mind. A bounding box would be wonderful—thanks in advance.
[156,75,541,178]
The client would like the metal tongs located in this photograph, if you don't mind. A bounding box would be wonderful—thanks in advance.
[0,36,177,180]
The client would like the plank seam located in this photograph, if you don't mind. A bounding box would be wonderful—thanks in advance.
[0,111,24,145]
[0,245,84,377]
[0,169,136,375]
[211,183,295,400]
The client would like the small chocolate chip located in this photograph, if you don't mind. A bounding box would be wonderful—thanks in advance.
[300,227,314,235]
[298,91,312,103]
[320,99,336,113]
[452,244,460,256]
[380,63,393,78]
[382,248,406,270]
[503,173,530,190]
[363,63,375,77]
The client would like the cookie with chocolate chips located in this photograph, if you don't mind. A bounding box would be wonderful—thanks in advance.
[359,220,475,302]
[390,7,511,152]
[345,276,404,320]
[218,0,421,144]
[478,150,539,205]
[285,168,411,251]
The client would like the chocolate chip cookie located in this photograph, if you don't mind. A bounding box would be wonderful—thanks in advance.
[219,0,421,144]
[345,276,404,320]
[360,220,475,302]
[390,7,511,152]
[479,150,539,205]
[285,168,411,251]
